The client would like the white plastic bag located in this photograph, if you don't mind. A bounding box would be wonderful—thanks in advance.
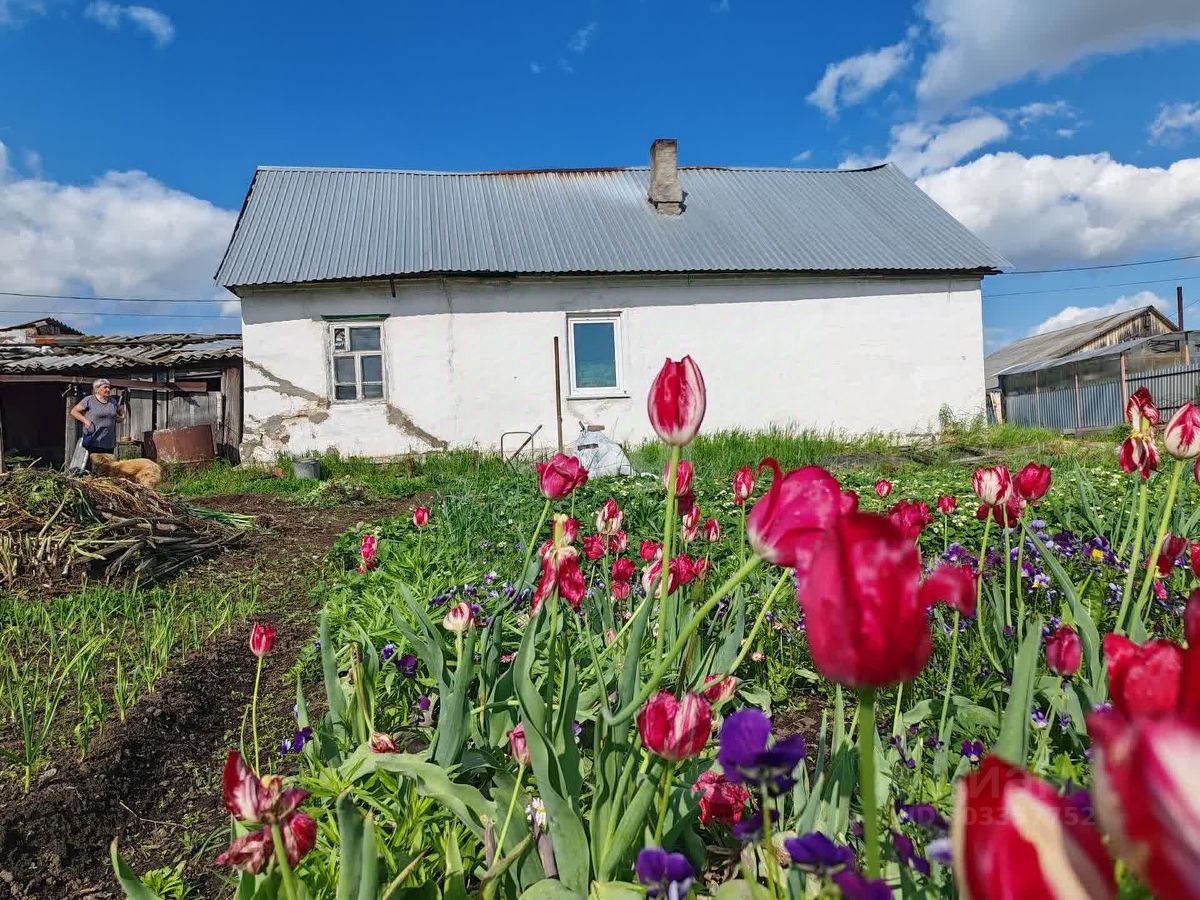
[68,439,89,473]
[568,429,632,478]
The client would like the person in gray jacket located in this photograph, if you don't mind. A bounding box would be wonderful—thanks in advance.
[70,378,125,454]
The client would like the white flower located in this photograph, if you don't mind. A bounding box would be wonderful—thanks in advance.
[525,797,546,829]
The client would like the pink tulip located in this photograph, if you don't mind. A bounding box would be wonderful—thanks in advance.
[1045,625,1082,677]
[359,533,378,572]
[648,356,706,446]
[693,557,710,581]
[249,623,276,658]
[508,723,531,766]
[746,459,850,580]
[442,601,476,634]
[1164,401,1200,459]
[873,479,892,498]
[702,675,738,706]
[412,506,430,528]
[595,498,623,535]
[369,732,400,753]
[637,691,712,761]
[536,453,589,499]
[919,563,977,618]
[732,465,754,506]
[936,495,957,515]
[703,518,720,542]
[971,465,1011,507]
[664,459,694,495]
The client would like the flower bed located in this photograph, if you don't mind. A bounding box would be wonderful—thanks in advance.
[114,372,1200,899]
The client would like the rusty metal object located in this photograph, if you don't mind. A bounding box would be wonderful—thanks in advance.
[144,424,216,466]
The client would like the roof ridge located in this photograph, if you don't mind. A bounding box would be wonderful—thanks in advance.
[252,163,891,176]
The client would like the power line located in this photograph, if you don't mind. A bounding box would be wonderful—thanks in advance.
[987,274,1200,299]
[1002,253,1200,276]
[0,289,234,305]
[0,307,239,320]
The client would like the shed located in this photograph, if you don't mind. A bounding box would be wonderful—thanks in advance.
[0,332,243,466]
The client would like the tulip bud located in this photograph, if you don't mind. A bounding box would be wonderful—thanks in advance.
[664,459,694,495]
[1164,401,1200,459]
[595,498,623,535]
[1044,625,1082,677]
[369,732,400,753]
[732,465,754,506]
[936,495,957,515]
[508,723,531,766]
[250,623,276,658]
[874,479,892,498]
[703,518,720,542]
[536,453,589,499]
[693,558,710,581]
[412,507,430,528]
[360,533,378,571]
[1013,462,1051,502]
[702,675,738,706]
[648,356,706,447]
[681,504,700,530]
[971,465,1011,507]
[442,601,475,634]
[637,691,712,761]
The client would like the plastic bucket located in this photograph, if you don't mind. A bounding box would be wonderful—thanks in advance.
[292,457,321,480]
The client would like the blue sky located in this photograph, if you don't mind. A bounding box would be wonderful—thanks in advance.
[3,0,1200,351]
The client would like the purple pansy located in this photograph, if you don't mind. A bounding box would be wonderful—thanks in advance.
[395,654,419,677]
[380,643,396,662]
[831,869,891,899]
[730,810,779,843]
[895,802,948,833]
[961,740,984,766]
[635,847,693,900]
[717,709,806,796]
[784,832,854,874]
[893,833,930,876]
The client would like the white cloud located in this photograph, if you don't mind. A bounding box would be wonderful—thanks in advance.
[84,1,174,46]
[806,37,912,116]
[1030,291,1170,336]
[918,151,1200,268]
[791,150,812,163]
[567,22,596,54]
[529,61,542,75]
[711,0,730,12]
[1055,127,1077,139]
[0,141,238,333]
[842,114,1010,178]
[1149,101,1200,144]
[917,0,1200,111]
[1012,100,1073,127]
[0,0,45,25]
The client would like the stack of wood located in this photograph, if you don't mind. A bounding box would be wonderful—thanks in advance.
[0,467,249,593]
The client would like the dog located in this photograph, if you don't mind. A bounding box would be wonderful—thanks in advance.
[89,453,164,490]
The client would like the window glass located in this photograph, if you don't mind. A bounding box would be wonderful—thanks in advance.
[334,356,356,385]
[332,327,347,352]
[361,383,384,399]
[334,384,357,401]
[350,327,381,352]
[360,355,383,383]
[573,321,617,389]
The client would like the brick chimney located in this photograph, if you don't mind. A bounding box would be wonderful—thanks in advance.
[648,138,683,215]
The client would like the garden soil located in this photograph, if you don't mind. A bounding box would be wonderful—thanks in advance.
[0,492,426,900]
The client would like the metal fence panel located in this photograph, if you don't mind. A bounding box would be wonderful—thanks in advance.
[1126,364,1200,419]
[1080,381,1122,430]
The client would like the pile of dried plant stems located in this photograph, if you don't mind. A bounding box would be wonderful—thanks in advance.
[0,467,247,591]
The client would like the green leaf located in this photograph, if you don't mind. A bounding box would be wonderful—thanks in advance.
[519,880,586,900]
[109,840,162,900]
[589,882,643,900]
[320,611,347,732]
[434,628,476,768]
[710,589,746,675]
[712,879,772,900]
[598,772,659,881]
[994,617,1042,766]
[335,792,379,900]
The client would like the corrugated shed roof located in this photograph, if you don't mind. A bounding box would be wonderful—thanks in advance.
[0,317,84,338]
[984,306,1177,389]
[216,163,1009,288]
[0,334,241,373]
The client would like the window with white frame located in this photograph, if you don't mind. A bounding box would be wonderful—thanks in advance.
[329,322,385,401]
[568,314,623,396]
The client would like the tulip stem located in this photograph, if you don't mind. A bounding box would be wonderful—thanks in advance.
[1116,477,1149,635]
[1002,522,1013,630]
[729,569,790,676]
[936,609,961,743]
[271,823,300,900]
[975,516,992,637]
[891,682,904,739]
[1015,510,1028,642]
[856,688,880,879]
[1132,458,1185,631]
[740,503,748,564]
[603,556,762,727]
[250,655,264,776]
[652,761,675,845]
[759,784,780,900]
[519,499,553,592]
[495,761,526,857]
[654,446,682,664]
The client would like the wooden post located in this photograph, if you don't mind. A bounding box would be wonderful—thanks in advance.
[1035,370,1042,426]
[552,336,564,454]
[1180,286,1191,366]
[1120,352,1129,414]
[64,389,77,468]
[1074,372,1083,433]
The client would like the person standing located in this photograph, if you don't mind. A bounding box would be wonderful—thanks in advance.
[70,378,125,454]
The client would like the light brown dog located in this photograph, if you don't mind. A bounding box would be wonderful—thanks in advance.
[89,453,164,490]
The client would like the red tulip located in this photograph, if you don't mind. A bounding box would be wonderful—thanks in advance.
[672,554,697,585]
[1152,533,1188,576]
[746,460,850,579]
[612,580,631,600]
[249,623,276,658]
[582,534,606,561]
[1089,713,1200,899]
[971,465,1011,507]
[552,514,579,545]
[1045,625,1082,677]
[1119,434,1160,480]
[412,507,430,528]
[359,533,378,572]
[919,563,977,618]
[1104,633,1184,720]
[873,479,892,498]
[732,465,755,506]
[608,530,628,554]
[885,499,931,541]
[1126,386,1161,430]
[951,756,1116,900]
[532,545,586,612]
[1164,401,1200,459]
[664,459,694,495]
[639,540,662,562]
[692,769,750,826]
[693,557,710,581]
[637,690,712,761]
[442,601,476,634]
[703,518,720,542]
[612,557,636,582]
[648,356,706,447]
[1190,541,1200,578]
[797,511,933,688]
[508,723,531,766]
[936,495,957,515]
[217,810,316,874]
[595,498,623,535]
[1014,462,1052,502]
[222,750,307,823]
[536,453,589,499]
[702,674,738,706]
[986,496,1023,528]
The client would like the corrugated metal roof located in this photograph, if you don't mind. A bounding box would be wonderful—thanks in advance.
[0,335,241,373]
[984,306,1177,389]
[216,163,1009,288]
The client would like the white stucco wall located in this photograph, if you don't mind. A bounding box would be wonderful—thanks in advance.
[237,273,985,461]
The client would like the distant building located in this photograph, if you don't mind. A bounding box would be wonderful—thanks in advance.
[217,139,1007,461]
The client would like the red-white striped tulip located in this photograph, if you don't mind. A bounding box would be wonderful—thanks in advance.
[412,506,430,528]
[951,756,1116,899]
[595,498,623,535]
[702,674,738,706]
[703,518,720,542]
[746,459,851,579]
[249,623,276,658]
[1089,713,1200,899]
[874,479,892,498]
[1126,386,1161,431]
[368,732,400,753]
[532,545,585,611]
[637,691,712,761]
[582,534,606,560]
[642,558,680,597]
[1165,401,1200,459]
[639,540,663,562]
[648,356,706,447]
[442,601,476,634]
[664,459,694,495]
[553,514,579,545]
[536,453,589,499]
[1119,434,1160,480]
[971,465,1012,507]
[681,504,700,530]
[732,465,754,506]
[608,530,628,554]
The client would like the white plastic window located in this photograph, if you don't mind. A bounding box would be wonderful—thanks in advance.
[330,324,385,401]
[568,315,623,396]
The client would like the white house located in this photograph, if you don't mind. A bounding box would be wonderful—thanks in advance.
[216,140,1007,461]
